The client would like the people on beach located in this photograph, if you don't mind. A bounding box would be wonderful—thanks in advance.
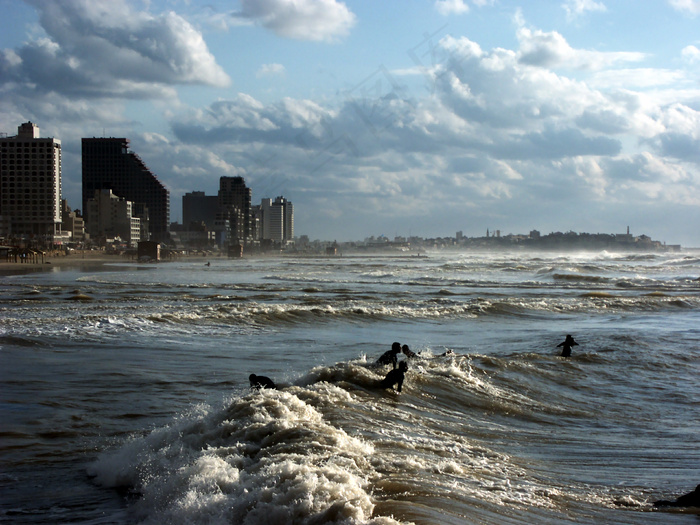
[557,334,579,357]
[379,360,408,393]
[376,342,402,369]
[249,373,277,390]
[653,484,700,508]
[402,344,418,358]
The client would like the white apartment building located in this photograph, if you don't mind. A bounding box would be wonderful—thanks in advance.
[259,196,293,244]
[0,122,62,239]
[86,189,141,247]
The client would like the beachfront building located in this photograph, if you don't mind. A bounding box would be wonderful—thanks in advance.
[0,122,62,242]
[218,176,252,245]
[82,138,169,242]
[85,189,141,247]
[61,200,85,243]
[258,196,294,245]
[183,191,218,230]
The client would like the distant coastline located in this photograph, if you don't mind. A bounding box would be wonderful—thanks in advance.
[318,229,681,256]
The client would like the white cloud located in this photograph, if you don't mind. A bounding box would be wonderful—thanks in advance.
[516,27,645,70]
[256,63,286,78]
[682,44,700,63]
[562,0,607,21]
[668,0,700,15]
[234,0,356,42]
[435,0,470,16]
[4,3,700,243]
[5,0,229,101]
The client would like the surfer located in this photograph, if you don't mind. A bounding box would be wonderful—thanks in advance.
[379,360,408,393]
[249,373,277,390]
[653,484,700,508]
[376,342,402,369]
[402,344,418,358]
[557,334,578,357]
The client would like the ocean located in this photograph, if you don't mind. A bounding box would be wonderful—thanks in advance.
[1,250,699,524]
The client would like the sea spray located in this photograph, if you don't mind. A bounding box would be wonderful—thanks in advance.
[89,387,403,525]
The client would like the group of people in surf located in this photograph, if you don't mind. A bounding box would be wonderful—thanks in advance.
[249,336,699,510]
[250,336,579,395]
[248,341,417,394]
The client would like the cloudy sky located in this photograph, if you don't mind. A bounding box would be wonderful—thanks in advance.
[2,0,700,245]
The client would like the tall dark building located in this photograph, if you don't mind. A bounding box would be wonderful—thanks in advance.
[218,176,251,244]
[183,191,218,229]
[82,138,170,242]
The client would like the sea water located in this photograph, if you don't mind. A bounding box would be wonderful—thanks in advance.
[1,251,699,524]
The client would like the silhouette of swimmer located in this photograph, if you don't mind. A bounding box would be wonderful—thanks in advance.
[249,373,277,390]
[402,344,418,358]
[654,484,700,508]
[557,334,579,357]
[379,361,408,393]
[376,342,402,369]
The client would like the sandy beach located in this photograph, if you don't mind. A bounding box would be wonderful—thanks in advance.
[0,251,154,275]
[0,250,223,276]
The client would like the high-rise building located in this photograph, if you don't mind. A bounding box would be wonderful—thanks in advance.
[259,196,294,244]
[0,122,62,240]
[82,138,169,242]
[218,176,251,244]
[183,191,218,230]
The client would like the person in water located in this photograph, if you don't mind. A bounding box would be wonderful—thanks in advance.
[402,344,418,358]
[376,342,402,369]
[653,484,700,508]
[249,373,277,390]
[557,334,579,357]
[379,360,408,393]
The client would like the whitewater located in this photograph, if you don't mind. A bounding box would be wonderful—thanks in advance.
[1,250,699,524]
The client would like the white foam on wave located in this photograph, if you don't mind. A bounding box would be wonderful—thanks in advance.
[88,388,404,525]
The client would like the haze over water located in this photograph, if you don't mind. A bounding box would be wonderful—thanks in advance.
[1,250,699,524]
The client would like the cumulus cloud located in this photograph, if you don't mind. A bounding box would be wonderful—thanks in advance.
[562,0,607,21]
[516,27,645,70]
[159,18,700,241]
[682,44,700,63]
[233,0,356,42]
[4,2,698,242]
[435,0,470,16]
[2,0,229,101]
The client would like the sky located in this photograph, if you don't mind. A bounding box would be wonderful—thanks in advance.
[1,0,700,245]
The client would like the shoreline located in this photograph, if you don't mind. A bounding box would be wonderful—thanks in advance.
[0,252,207,276]
[0,252,128,275]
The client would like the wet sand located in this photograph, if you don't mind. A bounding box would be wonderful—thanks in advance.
[0,252,140,276]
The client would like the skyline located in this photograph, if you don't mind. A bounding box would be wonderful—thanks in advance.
[1,1,700,245]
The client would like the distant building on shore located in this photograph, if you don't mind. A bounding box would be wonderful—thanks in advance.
[218,176,252,245]
[0,122,62,242]
[82,137,169,242]
[256,196,294,245]
[85,189,141,247]
[61,200,85,243]
[179,178,293,251]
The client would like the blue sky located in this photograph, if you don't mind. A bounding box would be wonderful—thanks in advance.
[2,0,700,245]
